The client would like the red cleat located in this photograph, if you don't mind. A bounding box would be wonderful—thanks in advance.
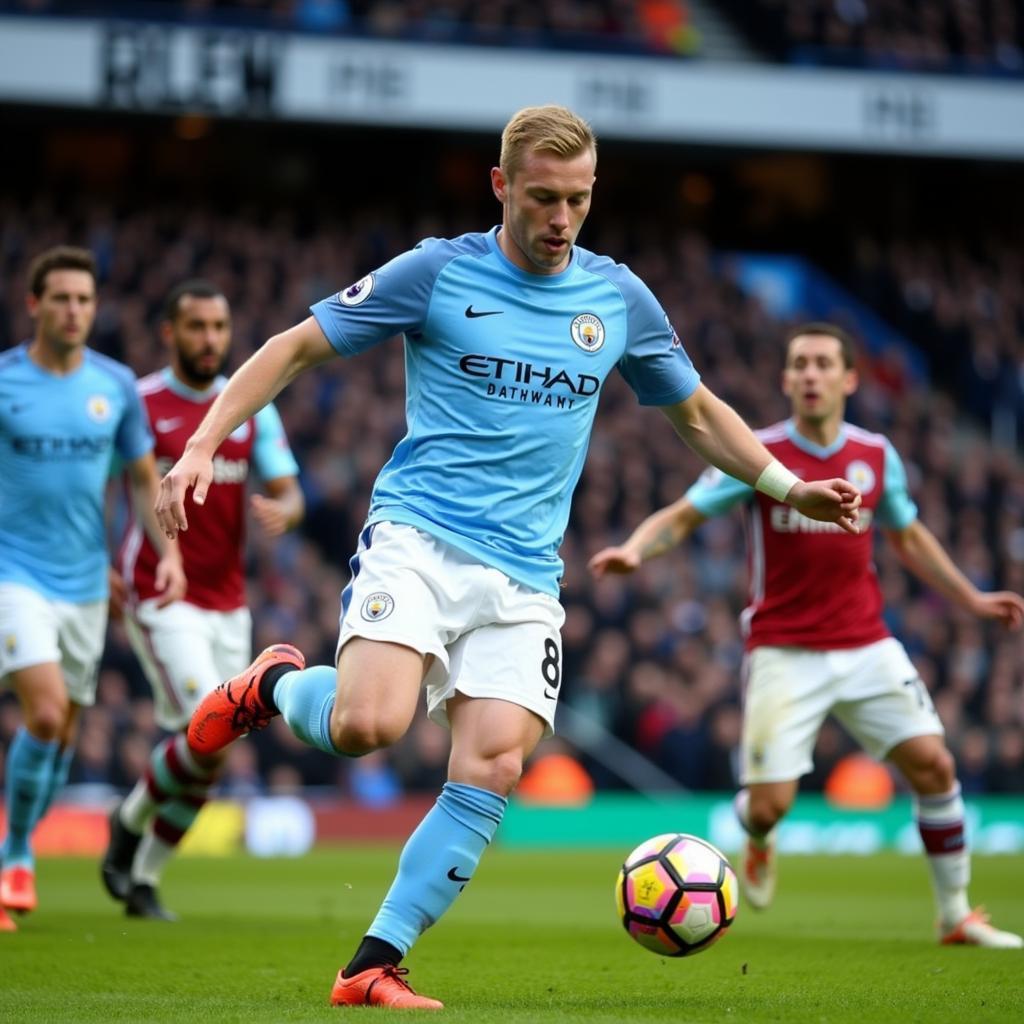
[940,907,1023,948]
[1,865,37,914]
[187,644,305,755]
[0,904,17,932]
[330,966,444,1010]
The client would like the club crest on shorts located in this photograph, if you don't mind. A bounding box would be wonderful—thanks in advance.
[339,273,375,307]
[361,592,395,622]
[569,313,605,353]
[845,459,876,496]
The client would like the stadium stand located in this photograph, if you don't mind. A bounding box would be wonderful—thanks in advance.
[0,1,1021,804]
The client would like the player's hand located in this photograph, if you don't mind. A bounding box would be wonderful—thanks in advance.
[156,447,214,538]
[788,478,862,535]
[588,546,642,578]
[969,590,1024,630]
[153,549,187,608]
[108,567,128,622]
[250,494,290,538]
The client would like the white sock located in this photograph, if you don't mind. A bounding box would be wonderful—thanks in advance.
[120,778,156,834]
[131,830,176,888]
[914,783,971,927]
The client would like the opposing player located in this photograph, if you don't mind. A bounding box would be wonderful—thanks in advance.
[102,280,303,920]
[0,247,185,932]
[158,107,861,1006]
[590,322,1024,948]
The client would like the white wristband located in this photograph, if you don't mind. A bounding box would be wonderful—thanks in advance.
[755,460,799,502]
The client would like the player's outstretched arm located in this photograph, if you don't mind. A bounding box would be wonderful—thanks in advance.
[157,318,333,539]
[588,498,706,578]
[884,519,1024,629]
[660,384,861,534]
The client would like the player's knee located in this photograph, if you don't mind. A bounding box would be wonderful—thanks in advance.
[24,700,67,741]
[330,707,403,755]
[909,745,957,794]
[480,751,525,797]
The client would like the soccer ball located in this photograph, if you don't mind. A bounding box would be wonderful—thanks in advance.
[615,833,739,957]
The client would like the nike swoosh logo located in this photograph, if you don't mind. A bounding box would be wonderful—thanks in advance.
[155,417,184,433]
[447,866,471,884]
[9,404,28,414]
[465,305,503,318]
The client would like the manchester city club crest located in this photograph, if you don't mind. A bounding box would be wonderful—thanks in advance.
[339,273,375,307]
[569,312,605,353]
[361,592,395,622]
[86,394,111,422]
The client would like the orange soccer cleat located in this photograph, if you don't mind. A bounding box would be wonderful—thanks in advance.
[940,907,1023,949]
[740,832,777,911]
[330,966,444,1010]
[187,644,305,755]
[0,865,37,914]
[0,903,17,932]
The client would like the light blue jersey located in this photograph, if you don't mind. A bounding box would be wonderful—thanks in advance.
[0,344,153,602]
[312,227,700,595]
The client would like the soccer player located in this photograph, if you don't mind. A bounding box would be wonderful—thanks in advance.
[589,321,1024,949]
[0,246,185,933]
[101,280,303,921]
[157,107,861,1007]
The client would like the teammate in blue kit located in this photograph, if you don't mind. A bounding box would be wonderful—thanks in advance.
[158,106,861,1007]
[0,246,185,932]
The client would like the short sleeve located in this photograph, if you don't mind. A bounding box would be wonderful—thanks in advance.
[874,440,918,530]
[310,239,451,356]
[614,273,700,406]
[685,465,754,517]
[252,403,300,481]
[115,375,154,463]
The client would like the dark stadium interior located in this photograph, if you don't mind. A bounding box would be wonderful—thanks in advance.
[2,92,1021,802]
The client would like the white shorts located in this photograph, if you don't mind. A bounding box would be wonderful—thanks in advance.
[337,522,566,737]
[124,598,252,731]
[0,581,107,706]
[740,637,943,785]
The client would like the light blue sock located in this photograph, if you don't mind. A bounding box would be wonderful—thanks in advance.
[36,746,74,823]
[1,727,57,867]
[273,666,341,755]
[367,782,507,955]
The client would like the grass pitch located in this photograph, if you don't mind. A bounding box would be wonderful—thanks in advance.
[4,848,1022,1023]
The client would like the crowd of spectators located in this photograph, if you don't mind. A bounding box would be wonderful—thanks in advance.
[1,191,1022,806]
[0,0,701,56]
[723,0,1024,74]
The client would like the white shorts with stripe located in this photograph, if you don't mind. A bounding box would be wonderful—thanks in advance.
[337,522,566,737]
[125,598,252,731]
[740,637,944,785]
[0,581,107,706]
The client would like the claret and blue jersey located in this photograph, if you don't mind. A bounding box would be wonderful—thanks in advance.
[312,227,700,596]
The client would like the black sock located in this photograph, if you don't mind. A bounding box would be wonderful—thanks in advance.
[257,664,295,713]
[342,936,403,978]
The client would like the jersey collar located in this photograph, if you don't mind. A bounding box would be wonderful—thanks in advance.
[487,226,578,285]
[785,419,849,459]
[161,366,227,403]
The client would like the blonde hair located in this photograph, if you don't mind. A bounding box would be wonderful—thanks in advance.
[500,105,597,180]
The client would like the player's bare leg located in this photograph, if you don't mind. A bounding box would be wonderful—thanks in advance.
[734,780,796,910]
[890,735,1022,948]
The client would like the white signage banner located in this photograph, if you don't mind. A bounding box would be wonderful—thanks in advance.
[0,15,1022,158]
